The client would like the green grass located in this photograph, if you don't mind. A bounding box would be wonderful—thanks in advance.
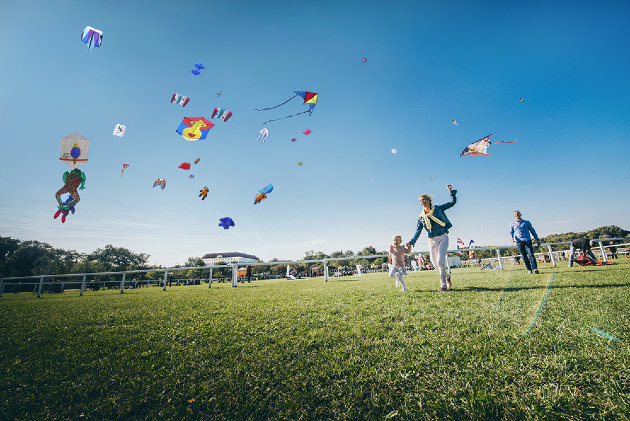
[1,261,630,420]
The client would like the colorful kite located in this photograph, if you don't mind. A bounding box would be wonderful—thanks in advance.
[171,94,190,107]
[520,98,525,102]
[153,178,166,189]
[211,107,232,122]
[199,187,209,200]
[254,184,273,205]
[176,117,214,141]
[56,133,89,218]
[121,163,129,176]
[219,217,235,230]
[55,169,85,215]
[178,162,191,170]
[361,58,367,63]
[53,195,76,223]
[255,91,318,124]
[113,124,126,137]
[451,120,459,126]
[60,132,90,168]
[194,158,200,164]
[81,26,102,50]
[460,134,517,157]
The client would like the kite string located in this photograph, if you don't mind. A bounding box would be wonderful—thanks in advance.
[255,95,298,111]
[263,109,311,125]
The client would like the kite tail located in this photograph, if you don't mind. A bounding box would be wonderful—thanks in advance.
[494,140,517,144]
[263,109,311,125]
[255,95,298,111]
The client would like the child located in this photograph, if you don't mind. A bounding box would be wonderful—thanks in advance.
[389,235,412,292]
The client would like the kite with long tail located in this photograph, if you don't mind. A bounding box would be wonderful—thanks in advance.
[460,134,517,157]
[256,91,318,124]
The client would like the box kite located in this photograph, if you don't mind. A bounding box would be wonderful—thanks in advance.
[255,91,318,125]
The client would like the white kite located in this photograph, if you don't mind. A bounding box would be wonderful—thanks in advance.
[113,124,126,137]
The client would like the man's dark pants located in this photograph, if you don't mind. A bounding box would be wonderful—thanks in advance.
[516,240,538,272]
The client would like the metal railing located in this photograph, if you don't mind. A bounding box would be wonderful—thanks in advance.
[0,238,624,298]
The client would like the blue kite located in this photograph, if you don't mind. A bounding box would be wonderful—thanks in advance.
[219,217,235,230]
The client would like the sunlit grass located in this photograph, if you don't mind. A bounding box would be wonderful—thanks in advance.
[1,261,629,419]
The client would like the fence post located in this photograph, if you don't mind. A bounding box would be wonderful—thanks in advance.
[120,272,126,293]
[37,277,44,298]
[163,271,168,291]
[547,245,556,267]
[0,280,4,297]
[324,260,329,282]
[495,249,503,270]
[80,275,86,296]
[597,241,608,262]
[208,268,213,288]
[231,265,238,287]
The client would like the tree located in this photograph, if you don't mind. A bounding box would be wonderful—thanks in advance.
[87,245,149,272]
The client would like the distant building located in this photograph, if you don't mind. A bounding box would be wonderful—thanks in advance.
[202,252,259,266]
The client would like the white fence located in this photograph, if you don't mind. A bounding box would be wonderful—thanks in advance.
[0,238,625,298]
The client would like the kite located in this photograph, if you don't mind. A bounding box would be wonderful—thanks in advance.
[190,63,204,75]
[81,26,102,50]
[199,186,209,200]
[178,162,191,170]
[291,138,296,142]
[113,124,126,137]
[176,117,214,141]
[303,129,312,135]
[191,69,201,76]
[298,162,303,166]
[573,255,614,266]
[254,184,273,205]
[121,163,129,176]
[211,107,232,122]
[361,58,367,63]
[255,91,318,124]
[189,175,194,179]
[460,134,516,157]
[194,158,200,164]
[451,120,459,126]
[391,148,398,154]
[217,91,222,97]
[255,127,269,143]
[171,94,190,107]
[53,195,76,223]
[55,169,86,214]
[219,217,235,230]
[520,98,525,102]
[60,132,90,168]
[153,178,166,189]
[194,63,205,70]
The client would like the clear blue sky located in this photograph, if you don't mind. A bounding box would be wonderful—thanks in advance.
[1,0,629,266]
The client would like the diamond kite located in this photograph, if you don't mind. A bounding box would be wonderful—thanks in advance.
[81,26,102,50]
[219,217,235,230]
[460,134,516,157]
[176,117,214,141]
[255,91,318,124]
[178,162,191,170]
[254,184,273,204]
[211,107,232,122]
[171,94,190,107]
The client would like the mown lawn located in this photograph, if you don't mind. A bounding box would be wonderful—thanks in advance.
[1,261,629,420]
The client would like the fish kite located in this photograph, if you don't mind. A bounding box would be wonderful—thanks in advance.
[121,163,129,176]
[211,107,232,122]
[460,134,516,157]
[153,178,166,189]
[81,26,102,50]
[219,217,235,230]
[176,117,214,141]
[255,127,269,143]
[254,184,273,205]
[199,186,209,200]
[113,124,126,137]
[255,91,318,124]
[178,162,191,170]
[171,94,190,107]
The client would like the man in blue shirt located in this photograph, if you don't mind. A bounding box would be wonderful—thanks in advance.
[510,210,541,274]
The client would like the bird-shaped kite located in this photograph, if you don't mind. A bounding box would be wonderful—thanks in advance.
[254,184,273,204]
[199,186,209,200]
[460,134,517,157]
[153,178,166,189]
[219,217,235,230]
[255,91,318,124]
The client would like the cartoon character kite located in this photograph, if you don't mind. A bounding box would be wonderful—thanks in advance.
[55,133,89,218]
[199,187,209,200]
[153,178,166,189]
[113,124,126,137]
[53,195,76,223]
[219,217,235,230]
[255,91,318,124]
[171,94,190,107]
[254,184,273,204]
[81,26,102,50]
[460,134,517,157]
[211,107,232,122]
[176,117,214,141]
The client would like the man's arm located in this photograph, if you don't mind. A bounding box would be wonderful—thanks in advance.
[528,221,540,246]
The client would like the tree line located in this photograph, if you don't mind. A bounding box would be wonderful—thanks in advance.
[1,225,628,278]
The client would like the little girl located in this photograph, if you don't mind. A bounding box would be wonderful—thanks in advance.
[389,235,412,292]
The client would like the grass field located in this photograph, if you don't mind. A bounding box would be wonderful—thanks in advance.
[1,261,629,420]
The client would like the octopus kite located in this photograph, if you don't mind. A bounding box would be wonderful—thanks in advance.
[55,168,85,216]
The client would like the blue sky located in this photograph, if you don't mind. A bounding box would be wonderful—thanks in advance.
[1,0,629,266]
